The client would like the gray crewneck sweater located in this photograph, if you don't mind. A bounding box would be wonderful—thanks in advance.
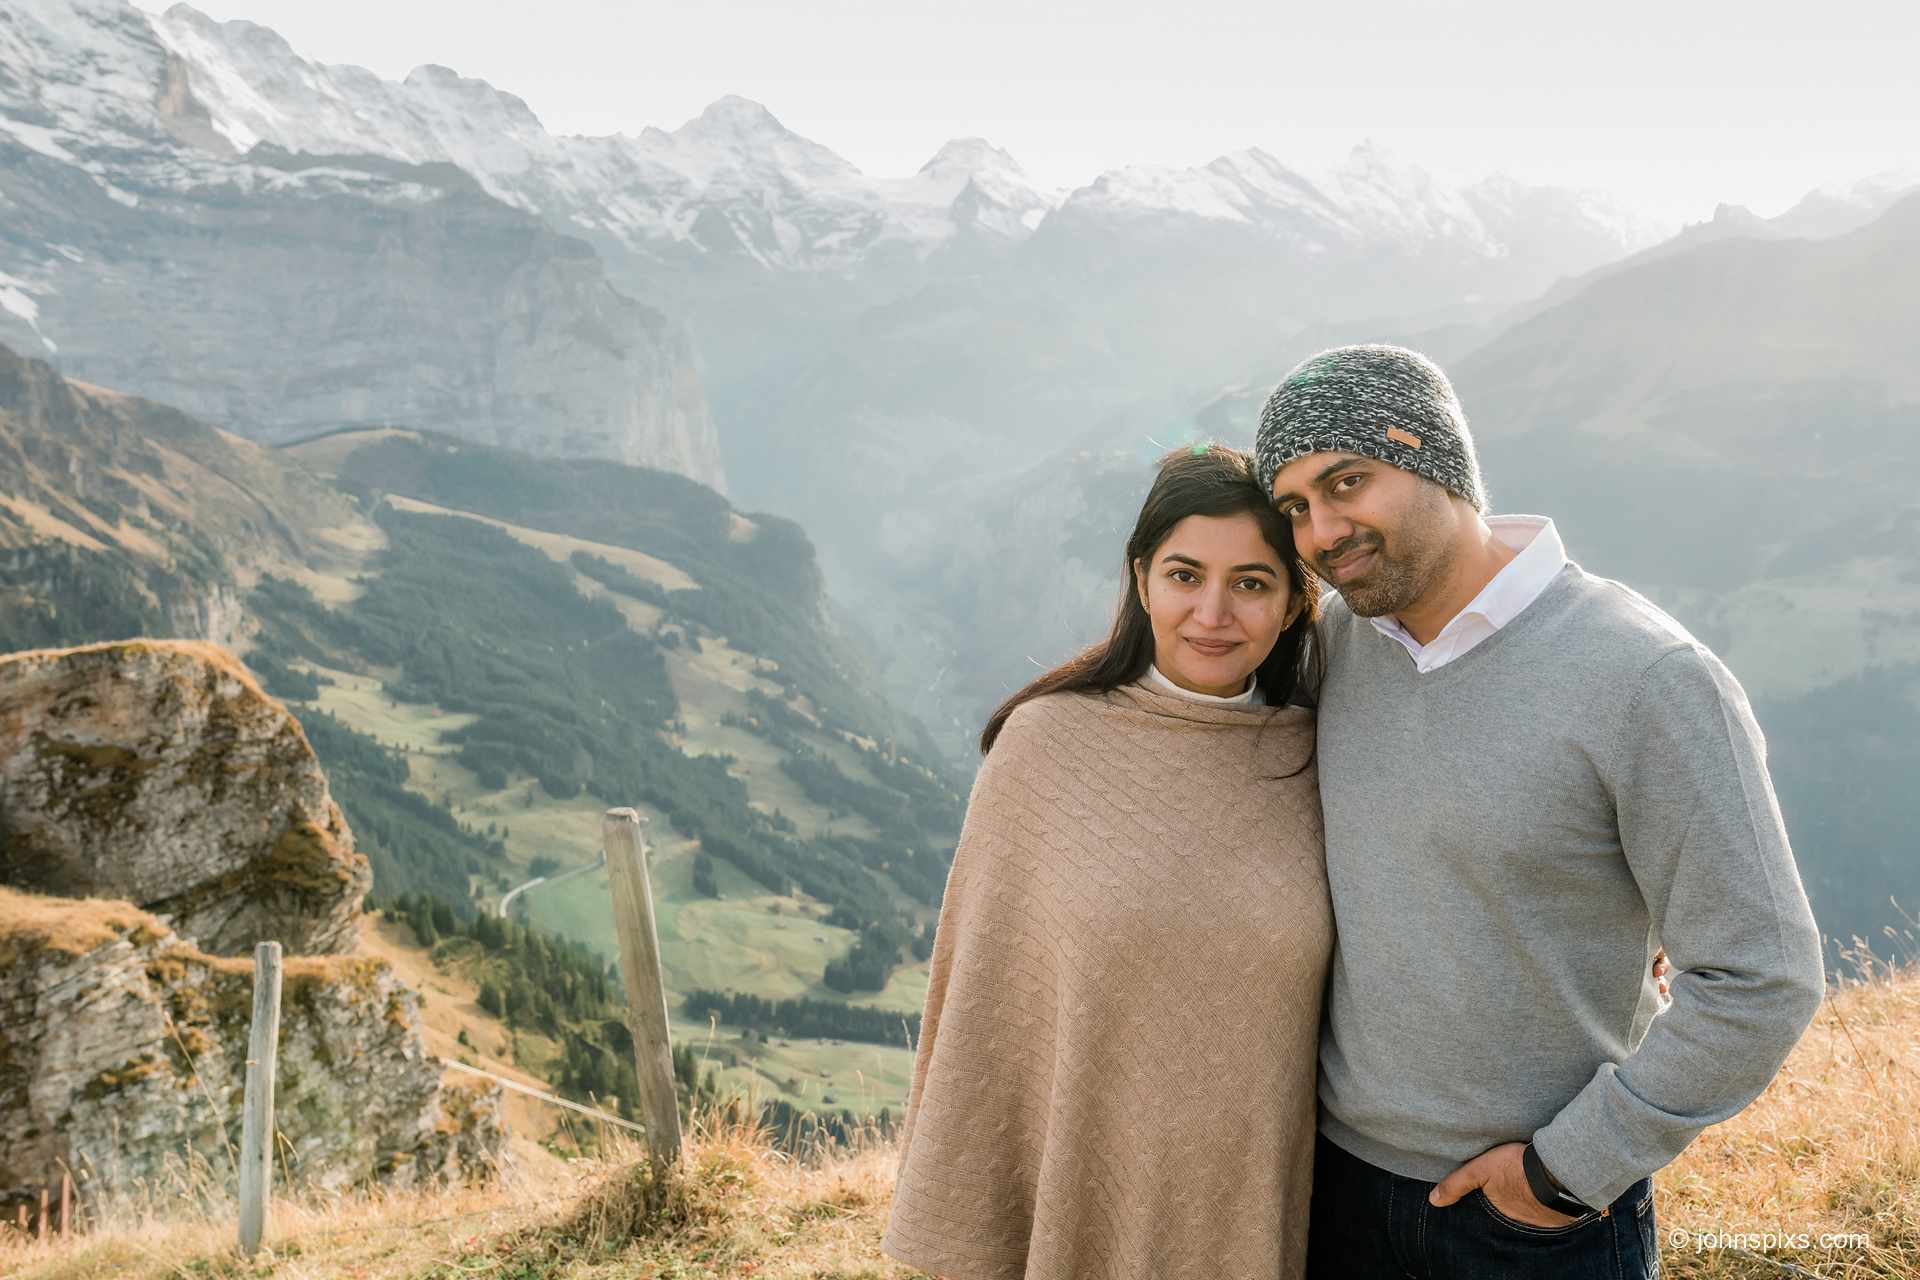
[1314,562,1825,1208]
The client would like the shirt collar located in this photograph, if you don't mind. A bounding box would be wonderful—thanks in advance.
[1370,515,1568,645]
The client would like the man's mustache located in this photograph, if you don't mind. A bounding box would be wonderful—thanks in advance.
[1318,532,1383,574]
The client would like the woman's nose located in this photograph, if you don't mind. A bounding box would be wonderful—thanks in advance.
[1194,584,1234,627]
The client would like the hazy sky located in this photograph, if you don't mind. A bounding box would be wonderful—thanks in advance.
[156,0,1920,228]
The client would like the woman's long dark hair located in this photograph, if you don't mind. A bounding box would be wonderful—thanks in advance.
[980,443,1321,755]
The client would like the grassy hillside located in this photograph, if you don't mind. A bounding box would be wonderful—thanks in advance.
[255,431,962,1120]
[8,962,1915,1279]
[3,347,966,1127]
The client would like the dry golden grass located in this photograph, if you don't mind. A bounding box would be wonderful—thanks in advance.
[379,495,698,591]
[0,885,166,957]
[0,1110,921,1280]
[0,1142,590,1280]
[0,492,114,552]
[279,428,424,479]
[1657,949,1920,1279]
[7,961,1914,1279]
[355,915,578,1168]
[0,886,382,989]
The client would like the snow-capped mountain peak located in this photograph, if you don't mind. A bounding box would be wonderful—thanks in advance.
[660,94,867,200]
[141,4,1040,268]
[888,136,1055,236]
[918,137,1024,181]
[1053,136,1663,274]
[1773,168,1920,239]
[681,94,788,138]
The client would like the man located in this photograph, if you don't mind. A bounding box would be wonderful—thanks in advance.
[1255,345,1825,1279]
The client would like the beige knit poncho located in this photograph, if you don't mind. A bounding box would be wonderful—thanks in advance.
[883,683,1331,1280]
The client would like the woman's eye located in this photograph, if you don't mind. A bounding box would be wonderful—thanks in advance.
[1169,569,1198,583]
[1236,578,1268,591]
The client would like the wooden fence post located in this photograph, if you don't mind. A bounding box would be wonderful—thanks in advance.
[237,941,283,1256]
[602,808,682,1184]
[58,1171,70,1238]
[35,1187,45,1242]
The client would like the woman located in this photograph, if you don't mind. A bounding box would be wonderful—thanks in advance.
[882,443,1329,1279]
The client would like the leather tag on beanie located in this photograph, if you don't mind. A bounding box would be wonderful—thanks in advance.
[1386,425,1423,449]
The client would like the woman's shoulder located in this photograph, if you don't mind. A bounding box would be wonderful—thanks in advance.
[992,688,1110,751]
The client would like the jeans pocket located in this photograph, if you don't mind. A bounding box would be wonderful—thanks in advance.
[1632,1180,1659,1277]
[1472,1189,1603,1238]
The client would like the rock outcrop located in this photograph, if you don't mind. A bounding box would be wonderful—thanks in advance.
[0,639,370,955]
[0,887,503,1217]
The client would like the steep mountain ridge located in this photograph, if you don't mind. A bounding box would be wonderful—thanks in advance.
[1457,191,1920,445]
[0,339,377,645]
[1493,169,1920,335]
[0,0,726,489]
[145,7,1049,272]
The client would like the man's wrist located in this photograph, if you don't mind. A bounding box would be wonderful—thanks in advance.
[1522,1142,1591,1214]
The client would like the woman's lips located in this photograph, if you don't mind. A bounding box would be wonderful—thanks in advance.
[1183,637,1239,657]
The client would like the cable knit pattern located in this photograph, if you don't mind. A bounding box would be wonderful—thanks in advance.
[882,683,1330,1280]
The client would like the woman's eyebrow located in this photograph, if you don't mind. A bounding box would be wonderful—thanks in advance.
[1159,553,1277,574]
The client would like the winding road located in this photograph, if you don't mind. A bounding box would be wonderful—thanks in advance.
[497,847,606,917]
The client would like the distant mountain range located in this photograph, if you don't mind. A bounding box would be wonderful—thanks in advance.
[0,0,725,488]
[4,0,1913,955]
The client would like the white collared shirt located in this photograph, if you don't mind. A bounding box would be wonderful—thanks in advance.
[1144,663,1264,705]
[1371,516,1568,673]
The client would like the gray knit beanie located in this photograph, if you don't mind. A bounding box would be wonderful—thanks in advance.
[1253,344,1486,511]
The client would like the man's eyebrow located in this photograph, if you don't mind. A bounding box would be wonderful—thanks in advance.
[1272,454,1371,504]
[1159,553,1279,575]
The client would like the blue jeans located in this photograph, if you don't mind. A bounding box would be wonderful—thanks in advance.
[1307,1133,1659,1280]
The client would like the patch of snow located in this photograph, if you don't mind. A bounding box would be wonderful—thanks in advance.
[1083,164,1252,223]
[0,117,78,162]
[0,275,57,353]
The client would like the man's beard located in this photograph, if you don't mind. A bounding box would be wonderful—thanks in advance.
[1319,491,1455,618]
[1325,533,1426,617]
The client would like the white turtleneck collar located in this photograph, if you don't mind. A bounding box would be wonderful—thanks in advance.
[1143,663,1264,706]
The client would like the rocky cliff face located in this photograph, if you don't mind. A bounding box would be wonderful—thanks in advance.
[0,639,370,956]
[0,887,502,1217]
[0,0,726,492]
